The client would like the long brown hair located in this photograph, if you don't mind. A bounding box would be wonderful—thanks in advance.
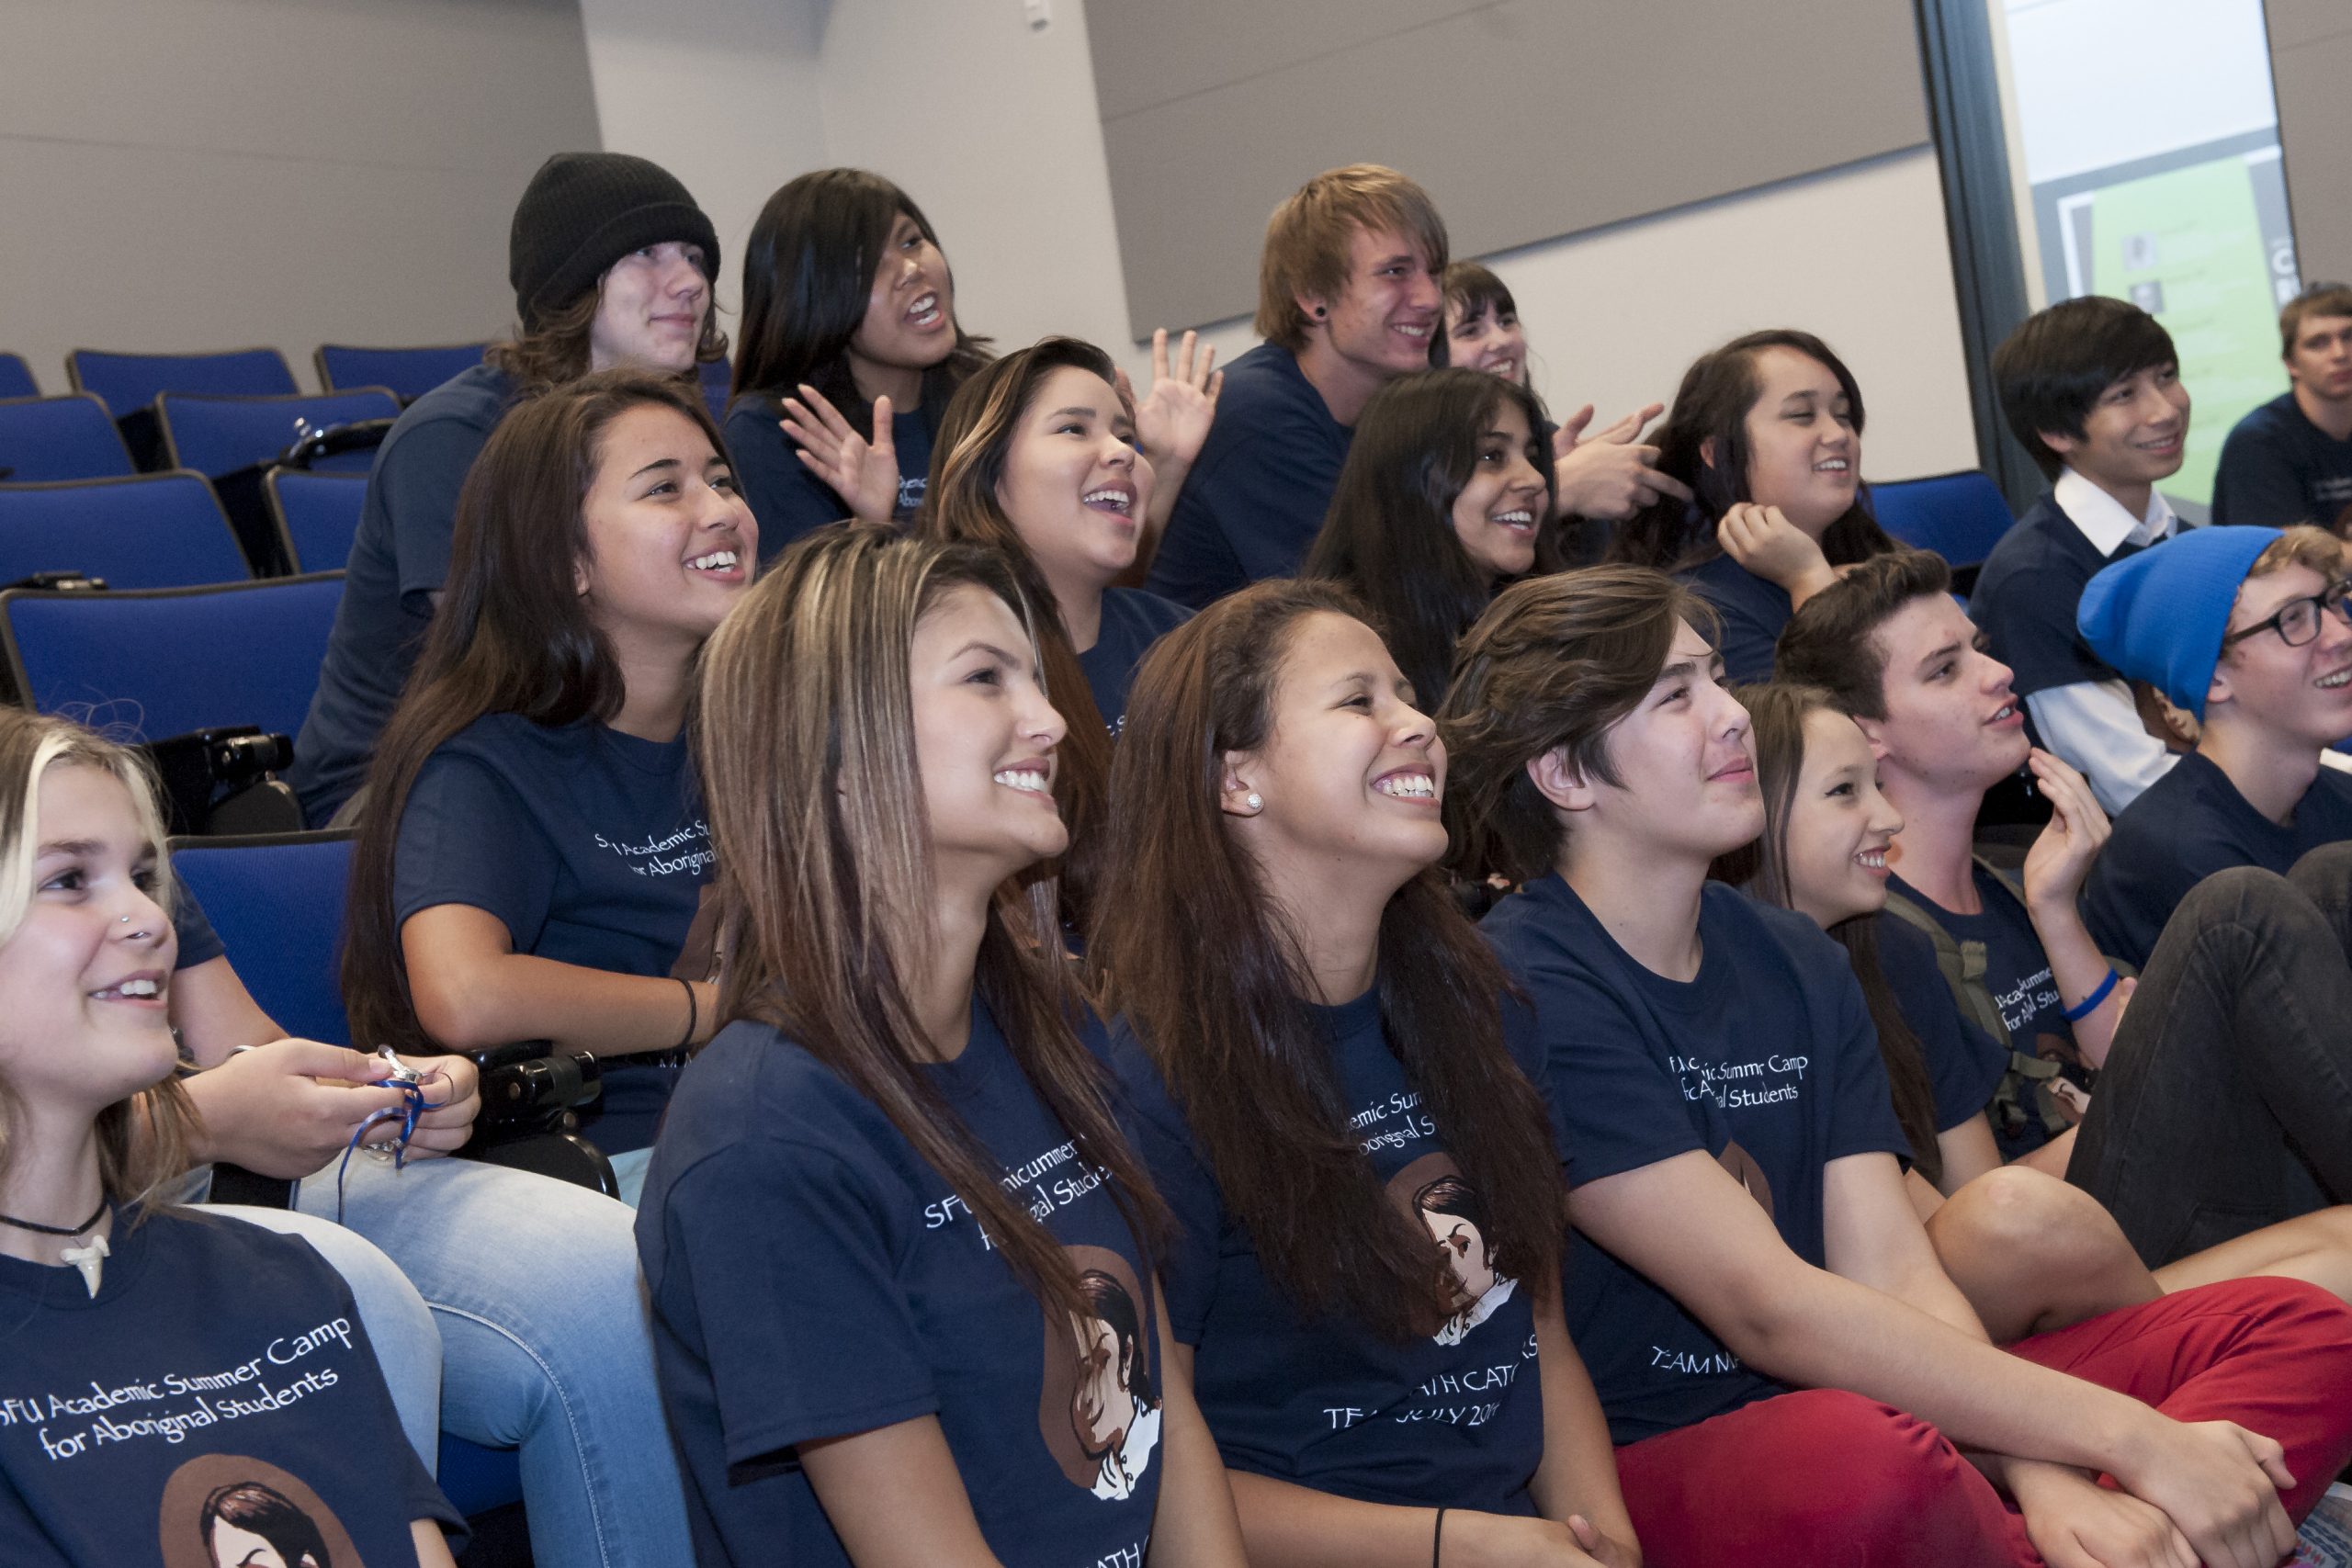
[343,371,728,1054]
[0,711,195,1222]
[1092,579,1562,1341]
[917,337,1122,929]
[694,526,1166,1319]
[1610,329,1891,573]
[1738,682,1942,1183]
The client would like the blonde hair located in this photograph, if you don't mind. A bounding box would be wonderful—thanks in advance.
[1256,164,1449,351]
[2245,523,2347,586]
[0,710,196,1215]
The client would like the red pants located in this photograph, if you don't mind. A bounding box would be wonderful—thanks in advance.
[1614,1277,2352,1567]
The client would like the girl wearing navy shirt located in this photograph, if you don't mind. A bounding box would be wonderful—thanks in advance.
[344,371,755,1183]
[1093,578,1633,1568]
[1443,565,2352,1563]
[1743,682,2352,1334]
[0,711,457,1567]
[919,338,1196,927]
[1303,367,1562,708]
[1440,263,1531,388]
[1610,330,1894,684]
[727,169,993,550]
[640,528,1242,1568]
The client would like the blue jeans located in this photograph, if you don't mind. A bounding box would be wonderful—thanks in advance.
[295,1154,689,1567]
[211,1204,442,1470]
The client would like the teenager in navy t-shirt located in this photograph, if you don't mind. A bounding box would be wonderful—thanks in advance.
[290,151,725,826]
[0,711,458,1568]
[2076,523,2352,968]
[1091,580,1632,1565]
[342,373,753,1187]
[1610,330,1894,686]
[1441,564,2352,1562]
[1302,368,1562,709]
[919,339,1196,935]
[2212,284,2352,531]
[641,529,1241,1568]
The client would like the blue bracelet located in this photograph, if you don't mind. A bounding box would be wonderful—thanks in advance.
[2062,968,2120,1022]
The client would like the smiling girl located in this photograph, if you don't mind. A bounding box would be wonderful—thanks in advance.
[0,711,458,1568]
[1093,580,1631,1568]
[1303,367,1562,708]
[345,370,755,1178]
[1611,330,1894,683]
[641,527,1242,1568]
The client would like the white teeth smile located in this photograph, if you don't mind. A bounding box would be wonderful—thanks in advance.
[96,977,159,999]
[687,550,739,571]
[1490,510,1534,528]
[907,292,942,326]
[1395,323,1430,338]
[1990,705,2015,722]
[2319,670,2352,690]
[1855,850,1887,870]
[1814,459,1850,472]
[1081,489,1132,513]
[1375,773,1436,799]
[993,769,1049,794]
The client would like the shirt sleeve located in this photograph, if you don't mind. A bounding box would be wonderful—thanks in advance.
[1821,965,1912,1162]
[1532,968,1708,1187]
[170,882,227,971]
[1695,584,1781,687]
[1146,407,1337,605]
[725,402,855,559]
[379,416,492,610]
[2023,682,2178,817]
[655,1136,936,1468]
[2211,423,2309,530]
[392,748,556,950]
[1108,1049,1226,1345]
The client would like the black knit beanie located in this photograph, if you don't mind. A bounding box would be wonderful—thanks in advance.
[509,152,722,331]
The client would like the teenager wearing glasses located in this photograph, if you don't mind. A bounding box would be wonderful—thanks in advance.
[2075,524,2352,968]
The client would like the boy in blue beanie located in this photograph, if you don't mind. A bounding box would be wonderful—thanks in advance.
[2079,524,2352,965]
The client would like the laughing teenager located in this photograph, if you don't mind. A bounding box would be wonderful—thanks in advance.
[1972,298,2192,816]
[1783,550,2352,1277]
[1302,367,1562,708]
[2076,523,2352,968]
[1611,330,1893,686]
[1445,564,2352,1564]
[1094,580,1634,1568]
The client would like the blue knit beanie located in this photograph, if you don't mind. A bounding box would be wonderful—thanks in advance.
[2077,525,2280,719]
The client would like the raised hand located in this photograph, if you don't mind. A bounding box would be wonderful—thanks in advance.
[1119,328,1222,470]
[781,383,900,524]
[1717,502,1836,602]
[2021,748,2111,912]
[1553,401,1692,522]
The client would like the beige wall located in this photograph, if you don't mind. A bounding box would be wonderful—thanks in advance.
[0,0,602,395]
[2268,0,2352,283]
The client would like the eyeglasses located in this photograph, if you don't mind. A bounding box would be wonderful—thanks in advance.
[2222,577,2352,649]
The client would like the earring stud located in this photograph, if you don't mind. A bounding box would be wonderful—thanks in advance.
[1244,792,1262,812]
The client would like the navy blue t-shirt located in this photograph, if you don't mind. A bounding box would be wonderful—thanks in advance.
[0,1208,458,1566]
[1482,877,1907,1444]
[2211,392,2352,532]
[393,712,711,1154]
[288,363,515,825]
[2085,750,2352,970]
[1677,552,1791,688]
[638,998,1161,1568]
[1079,589,1191,738]
[722,391,935,559]
[1971,493,2158,705]
[1144,344,1354,608]
[1875,912,2010,1138]
[1887,867,2074,1164]
[1109,988,1554,1512]
[170,886,226,971]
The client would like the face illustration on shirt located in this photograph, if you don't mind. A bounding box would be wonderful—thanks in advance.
[1419,1199,1498,1303]
[207,1518,323,1568]
[198,1481,334,1568]
[1069,1308,1140,1458]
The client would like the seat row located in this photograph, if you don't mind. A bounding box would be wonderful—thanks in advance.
[0,467,362,590]
[0,343,488,407]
